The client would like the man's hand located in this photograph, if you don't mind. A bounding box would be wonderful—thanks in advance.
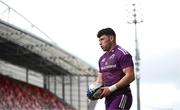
[100,87,112,98]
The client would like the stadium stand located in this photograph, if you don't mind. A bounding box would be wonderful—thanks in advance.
[0,1,98,109]
[0,73,74,110]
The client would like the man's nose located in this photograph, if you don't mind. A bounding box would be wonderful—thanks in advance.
[99,42,102,46]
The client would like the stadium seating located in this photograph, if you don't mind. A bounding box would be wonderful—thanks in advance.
[0,73,74,110]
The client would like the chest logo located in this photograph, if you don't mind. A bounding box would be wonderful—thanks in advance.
[101,58,106,63]
[109,54,115,60]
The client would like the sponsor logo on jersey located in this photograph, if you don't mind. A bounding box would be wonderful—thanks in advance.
[101,64,117,70]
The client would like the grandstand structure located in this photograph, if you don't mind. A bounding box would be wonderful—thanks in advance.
[0,1,98,110]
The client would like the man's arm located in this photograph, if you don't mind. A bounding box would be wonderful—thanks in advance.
[115,66,135,89]
[95,73,103,84]
[100,66,135,97]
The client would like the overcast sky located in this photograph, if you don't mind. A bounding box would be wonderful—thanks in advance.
[1,0,180,109]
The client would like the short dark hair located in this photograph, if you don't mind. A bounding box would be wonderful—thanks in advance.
[97,27,116,38]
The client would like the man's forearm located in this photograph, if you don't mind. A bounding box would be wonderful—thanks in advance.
[114,67,135,90]
[95,73,103,83]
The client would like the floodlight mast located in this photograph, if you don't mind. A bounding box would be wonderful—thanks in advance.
[127,3,143,110]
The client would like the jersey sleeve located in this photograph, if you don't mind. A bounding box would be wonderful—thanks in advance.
[98,58,102,72]
[118,53,134,69]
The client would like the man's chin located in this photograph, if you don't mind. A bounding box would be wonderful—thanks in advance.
[101,47,107,51]
[102,49,107,51]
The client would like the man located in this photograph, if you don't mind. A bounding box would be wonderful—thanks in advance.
[96,27,135,110]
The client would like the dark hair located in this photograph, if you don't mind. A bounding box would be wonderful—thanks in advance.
[97,27,116,38]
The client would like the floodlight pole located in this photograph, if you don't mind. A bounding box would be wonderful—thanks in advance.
[127,3,143,110]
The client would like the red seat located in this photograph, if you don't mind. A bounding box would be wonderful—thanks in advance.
[0,73,74,110]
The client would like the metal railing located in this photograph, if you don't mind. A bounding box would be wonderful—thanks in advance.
[0,0,55,44]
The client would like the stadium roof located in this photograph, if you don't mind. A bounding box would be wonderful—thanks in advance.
[0,20,98,76]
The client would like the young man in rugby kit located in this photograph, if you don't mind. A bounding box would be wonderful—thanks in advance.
[96,28,135,110]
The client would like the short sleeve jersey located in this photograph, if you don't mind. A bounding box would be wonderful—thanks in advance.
[98,45,134,87]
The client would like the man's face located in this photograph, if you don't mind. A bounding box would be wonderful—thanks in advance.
[98,35,112,51]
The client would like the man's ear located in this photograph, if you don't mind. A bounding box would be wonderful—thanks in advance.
[110,35,115,42]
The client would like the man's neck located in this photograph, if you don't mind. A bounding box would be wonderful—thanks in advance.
[108,43,117,52]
